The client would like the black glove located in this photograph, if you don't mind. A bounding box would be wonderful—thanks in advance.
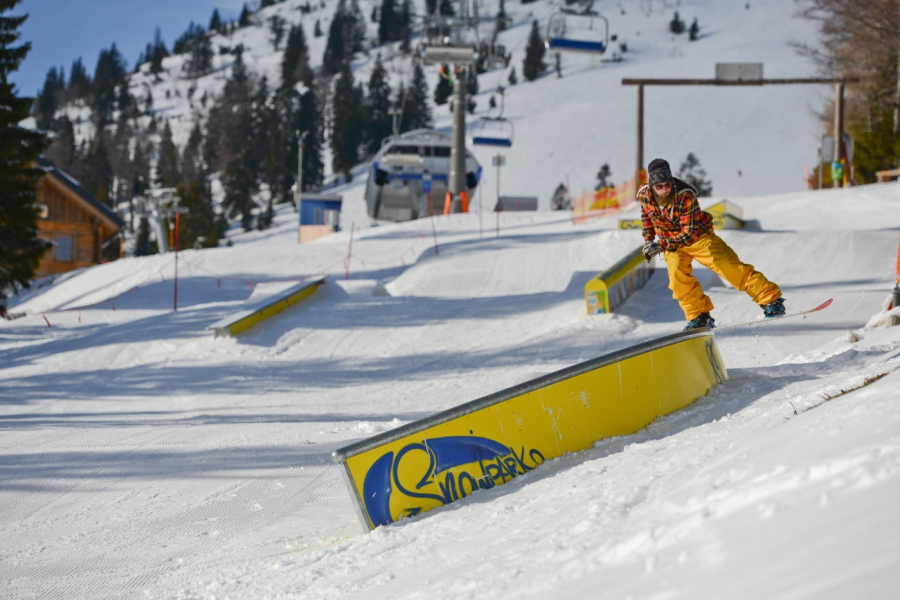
[643,240,663,262]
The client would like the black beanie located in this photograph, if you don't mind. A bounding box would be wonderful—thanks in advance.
[648,158,673,186]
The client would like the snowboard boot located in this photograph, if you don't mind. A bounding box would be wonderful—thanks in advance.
[761,297,786,318]
[683,312,715,330]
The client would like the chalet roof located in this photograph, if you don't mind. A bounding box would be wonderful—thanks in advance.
[36,155,125,230]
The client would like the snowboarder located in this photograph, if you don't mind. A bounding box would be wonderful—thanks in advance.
[639,158,785,330]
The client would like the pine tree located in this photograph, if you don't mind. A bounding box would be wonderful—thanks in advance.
[45,115,77,173]
[348,0,366,52]
[522,20,546,81]
[238,3,251,27]
[157,120,181,187]
[281,24,311,87]
[678,153,712,197]
[149,27,168,76]
[92,43,127,124]
[209,9,223,33]
[175,181,218,247]
[257,197,274,230]
[205,47,252,173]
[220,72,265,231]
[365,54,393,155]
[222,98,259,230]
[106,111,149,232]
[183,33,213,78]
[331,62,364,179]
[173,22,205,54]
[400,61,432,132]
[466,66,478,95]
[0,0,51,310]
[134,216,155,256]
[689,18,699,41]
[434,64,452,106]
[298,72,325,191]
[550,183,571,210]
[594,163,613,190]
[109,111,134,206]
[670,12,686,34]
[314,20,323,38]
[378,0,396,44]
[323,0,349,74]
[268,15,287,50]
[81,133,113,205]
[397,0,412,50]
[264,84,299,205]
[116,76,135,118]
[496,0,508,33]
[67,57,91,100]
[34,65,63,129]
[508,66,517,85]
[181,122,206,186]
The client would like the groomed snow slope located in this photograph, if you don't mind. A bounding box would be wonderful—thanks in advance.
[4,0,900,596]
[2,181,900,599]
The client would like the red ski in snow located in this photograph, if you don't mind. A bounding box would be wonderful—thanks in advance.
[712,299,834,331]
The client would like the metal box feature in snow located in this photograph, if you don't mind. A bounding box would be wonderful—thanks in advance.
[584,245,654,315]
[332,330,726,530]
[703,200,745,230]
[207,276,326,337]
[494,196,537,212]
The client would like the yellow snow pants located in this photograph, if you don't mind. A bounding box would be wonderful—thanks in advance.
[663,232,782,320]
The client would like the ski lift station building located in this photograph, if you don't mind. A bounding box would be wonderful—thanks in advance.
[365,129,482,222]
[298,193,342,244]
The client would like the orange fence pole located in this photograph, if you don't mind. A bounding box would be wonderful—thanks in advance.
[895,237,900,284]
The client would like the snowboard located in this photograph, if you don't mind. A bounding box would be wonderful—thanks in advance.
[712,298,833,331]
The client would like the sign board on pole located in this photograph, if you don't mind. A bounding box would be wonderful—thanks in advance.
[494,196,538,212]
[715,63,763,82]
[821,136,835,163]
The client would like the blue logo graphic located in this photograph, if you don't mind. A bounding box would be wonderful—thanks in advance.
[705,338,725,384]
[362,435,545,527]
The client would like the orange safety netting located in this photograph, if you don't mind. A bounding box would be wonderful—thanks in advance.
[572,170,647,225]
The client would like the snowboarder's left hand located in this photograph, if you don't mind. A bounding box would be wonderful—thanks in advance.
[643,240,663,262]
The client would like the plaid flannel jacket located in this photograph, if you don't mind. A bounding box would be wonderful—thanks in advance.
[638,182,713,250]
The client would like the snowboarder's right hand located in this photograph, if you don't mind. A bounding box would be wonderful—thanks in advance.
[643,240,663,262]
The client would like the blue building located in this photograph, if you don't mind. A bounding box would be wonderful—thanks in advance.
[299,194,342,244]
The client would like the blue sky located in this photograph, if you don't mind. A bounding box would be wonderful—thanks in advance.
[11,0,246,97]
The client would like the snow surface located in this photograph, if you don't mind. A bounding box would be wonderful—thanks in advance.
[5,0,900,598]
[3,182,900,599]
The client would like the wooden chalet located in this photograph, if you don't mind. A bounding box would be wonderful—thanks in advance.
[33,156,125,279]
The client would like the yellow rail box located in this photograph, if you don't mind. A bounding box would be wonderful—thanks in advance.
[333,330,726,530]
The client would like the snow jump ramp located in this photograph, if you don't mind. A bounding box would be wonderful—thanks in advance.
[333,329,727,530]
[208,276,326,337]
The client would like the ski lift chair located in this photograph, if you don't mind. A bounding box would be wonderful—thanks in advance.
[469,118,514,148]
[545,11,609,55]
[420,16,478,65]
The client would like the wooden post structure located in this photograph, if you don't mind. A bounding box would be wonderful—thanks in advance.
[622,76,859,186]
[636,84,644,180]
[834,81,845,188]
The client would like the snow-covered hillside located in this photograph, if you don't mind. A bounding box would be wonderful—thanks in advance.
[53,0,824,235]
[5,1,900,598]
